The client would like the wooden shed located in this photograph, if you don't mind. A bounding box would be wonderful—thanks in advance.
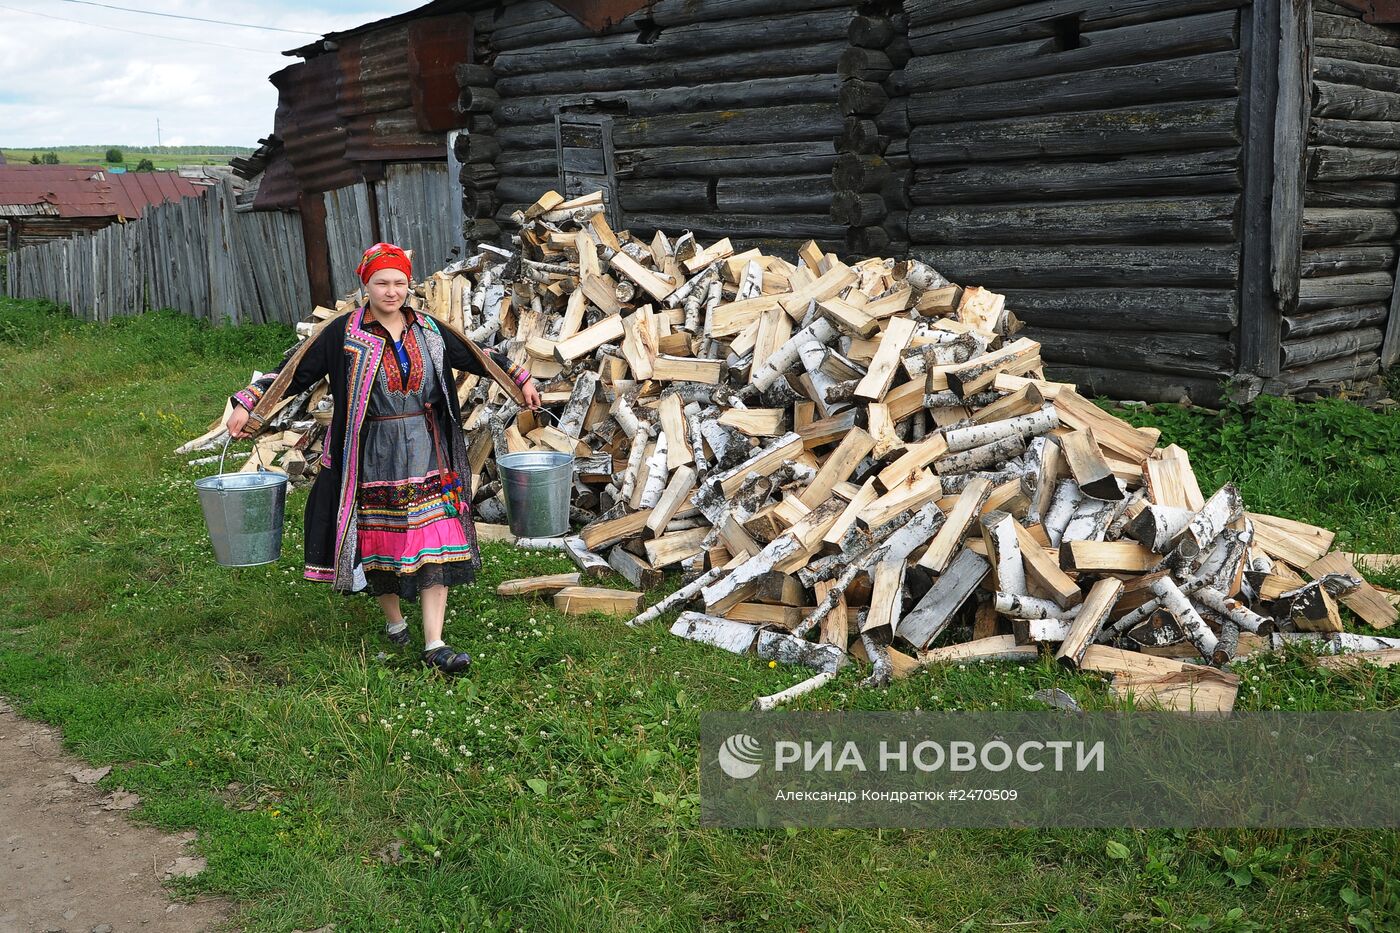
[265,0,1400,403]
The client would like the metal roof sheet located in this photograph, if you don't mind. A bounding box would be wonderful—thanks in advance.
[0,164,200,220]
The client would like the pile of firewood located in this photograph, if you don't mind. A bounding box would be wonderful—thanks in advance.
[181,189,1400,712]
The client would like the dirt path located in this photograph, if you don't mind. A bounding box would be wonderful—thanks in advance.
[0,698,230,933]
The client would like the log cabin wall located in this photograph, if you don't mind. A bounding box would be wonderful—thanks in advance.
[473,0,861,256]
[898,1,1252,405]
[1273,0,1400,393]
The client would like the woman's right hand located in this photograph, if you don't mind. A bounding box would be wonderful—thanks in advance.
[226,405,253,439]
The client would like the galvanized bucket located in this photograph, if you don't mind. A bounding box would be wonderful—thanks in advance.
[498,450,574,538]
[195,436,289,567]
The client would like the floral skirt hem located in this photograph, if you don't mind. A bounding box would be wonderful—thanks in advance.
[365,561,476,601]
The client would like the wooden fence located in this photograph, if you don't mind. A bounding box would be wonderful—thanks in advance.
[5,178,311,326]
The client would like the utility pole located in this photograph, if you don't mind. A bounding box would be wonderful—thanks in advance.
[156,118,162,147]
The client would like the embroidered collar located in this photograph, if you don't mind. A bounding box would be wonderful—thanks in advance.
[362,305,418,336]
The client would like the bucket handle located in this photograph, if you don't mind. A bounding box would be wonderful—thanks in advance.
[218,433,234,475]
[216,432,267,476]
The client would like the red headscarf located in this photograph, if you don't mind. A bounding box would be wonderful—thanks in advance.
[355,242,412,284]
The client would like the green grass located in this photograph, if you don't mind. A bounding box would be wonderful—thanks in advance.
[0,297,1397,932]
[3,146,252,170]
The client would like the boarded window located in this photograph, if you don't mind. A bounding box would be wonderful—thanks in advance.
[555,113,621,229]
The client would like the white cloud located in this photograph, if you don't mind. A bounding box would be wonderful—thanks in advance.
[0,0,426,148]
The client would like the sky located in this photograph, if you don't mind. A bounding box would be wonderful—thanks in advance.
[0,0,428,148]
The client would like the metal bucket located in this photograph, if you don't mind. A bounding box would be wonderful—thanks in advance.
[195,436,289,567]
[498,450,574,538]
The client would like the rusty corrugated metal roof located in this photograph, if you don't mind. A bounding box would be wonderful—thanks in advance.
[0,164,200,220]
[255,7,473,200]
[106,171,202,217]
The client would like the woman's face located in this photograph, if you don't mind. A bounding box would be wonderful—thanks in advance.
[367,269,409,315]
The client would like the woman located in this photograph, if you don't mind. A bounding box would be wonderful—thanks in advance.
[225,242,541,674]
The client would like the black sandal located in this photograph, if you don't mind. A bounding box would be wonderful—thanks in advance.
[421,645,471,675]
[385,624,411,647]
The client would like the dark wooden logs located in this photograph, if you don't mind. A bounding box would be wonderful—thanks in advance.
[1310,118,1400,150]
[1314,56,1400,95]
[850,14,896,47]
[1306,180,1400,208]
[833,153,892,193]
[492,75,840,126]
[1282,302,1388,340]
[492,9,852,76]
[913,245,1239,288]
[1301,208,1400,247]
[1313,81,1400,121]
[1314,11,1400,47]
[905,0,1248,54]
[838,48,894,81]
[621,212,846,240]
[490,0,854,50]
[910,101,1239,164]
[458,86,500,114]
[911,151,1240,204]
[495,151,556,178]
[715,176,833,214]
[1301,246,1397,278]
[454,63,496,87]
[830,191,888,226]
[911,196,1237,246]
[458,162,500,189]
[1045,363,1225,406]
[1316,38,1400,70]
[909,52,1238,125]
[904,10,1238,91]
[848,225,892,256]
[497,104,841,150]
[1281,328,1385,368]
[1296,272,1394,312]
[836,118,885,155]
[617,179,712,212]
[839,80,889,115]
[1000,287,1238,334]
[616,142,837,179]
[452,134,501,164]
[1028,327,1234,378]
[1308,146,1400,181]
[495,41,848,96]
[1270,353,1381,391]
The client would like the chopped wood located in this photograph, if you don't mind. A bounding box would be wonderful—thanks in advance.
[1056,578,1124,670]
[1059,428,1124,501]
[1306,552,1395,630]
[670,611,757,654]
[554,587,644,616]
[497,573,582,597]
[1060,540,1158,574]
[185,188,1376,710]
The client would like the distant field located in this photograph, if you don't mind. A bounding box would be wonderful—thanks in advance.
[2,146,253,170]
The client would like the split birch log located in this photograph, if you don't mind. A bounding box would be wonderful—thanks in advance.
[1177,484,1245,561]
[898,548,990,649]
[1151,577,1219,658]
[1193,585,1275,634]
[994,593,1084,620]
[1043,479,1082,547]
[752,670,839,711]
[942,406,1059,455]
[1059,429,1123,501]
[627,567,726,628]
[1128,504,1196,553]
[980,511,1026,596]
[1056,577,1124,670]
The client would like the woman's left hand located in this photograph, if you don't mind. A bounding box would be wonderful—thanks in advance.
[521,380,542,410]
